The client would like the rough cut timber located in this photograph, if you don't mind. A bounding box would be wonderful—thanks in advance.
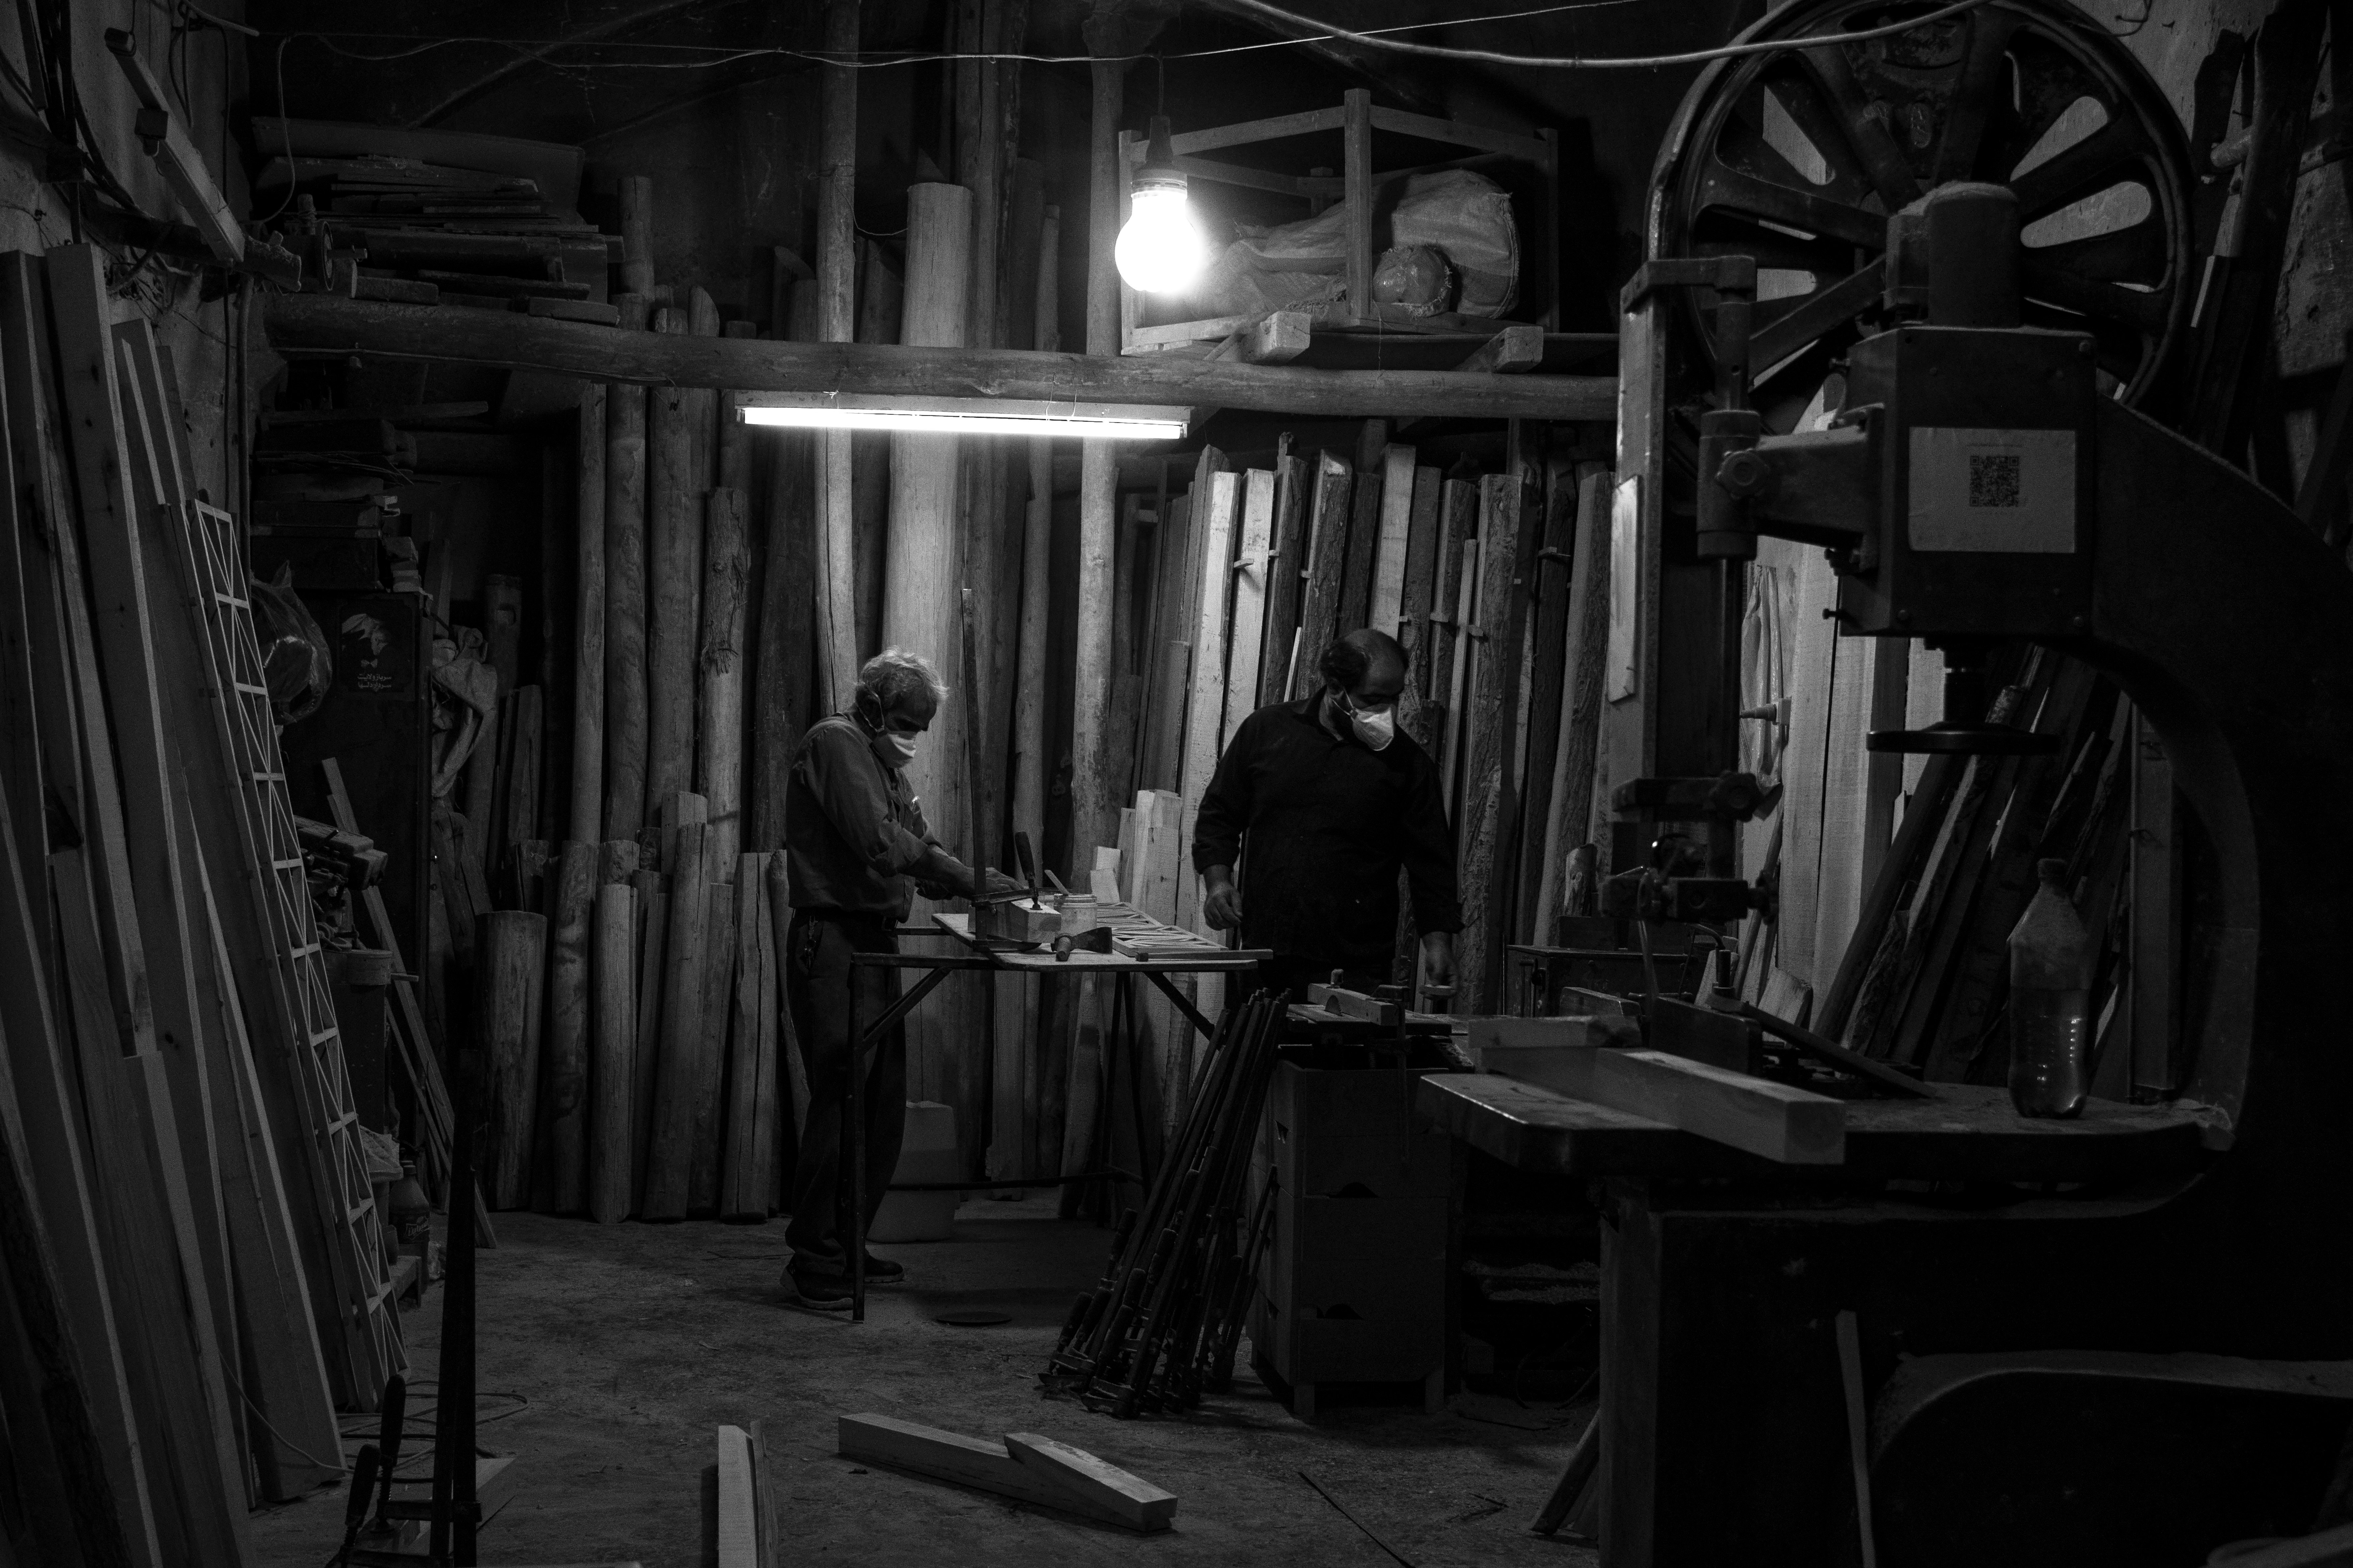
[1590,1049,1845,1165]
[837,1413,1176,1531]
[264,294,1619,421]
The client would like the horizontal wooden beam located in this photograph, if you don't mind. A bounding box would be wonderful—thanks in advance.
[264,295,1618,422]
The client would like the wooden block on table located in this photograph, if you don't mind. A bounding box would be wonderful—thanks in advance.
[973,898,1062,947]
[1324,985,1401,1026]
[1590,1049,1844,1165]
[1462,1013,1640,1099]
[1003,1433,1179,1531]
[837,1414,1175,1533]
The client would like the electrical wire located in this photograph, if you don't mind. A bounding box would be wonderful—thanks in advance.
[261,0,2008,75]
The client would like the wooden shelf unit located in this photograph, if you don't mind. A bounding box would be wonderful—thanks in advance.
[1116,88,1560,367]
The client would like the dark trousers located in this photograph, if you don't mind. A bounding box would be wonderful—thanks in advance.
[783,911,905,1280]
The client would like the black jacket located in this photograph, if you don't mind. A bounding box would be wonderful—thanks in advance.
[1191,696,1462,967]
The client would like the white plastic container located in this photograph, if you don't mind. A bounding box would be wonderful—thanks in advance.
[868,1100,961,1242]
[1059,895,1100,936]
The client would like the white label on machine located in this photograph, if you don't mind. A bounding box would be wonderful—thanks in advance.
[1907,427,2076,553]
[1607,476,1639,701]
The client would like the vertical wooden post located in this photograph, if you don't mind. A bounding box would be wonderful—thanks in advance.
[699,488,750,869]
[1343,88,1373,324]
[628,865,666,1211]
[1537,466,1613,934]
[1072,43,1123,874]
[590,880,635,1222]
[571,387,608,844]
[618,176,655,296]
[691,874,738,1214]
[647,307,699,809]
[645,813,708,1219]
[853,245,902,663]
[751,300,817,853]
[816,0,862,710]
[542,841,596,1213]
[604,295,651,842]
[722,854,778,1220]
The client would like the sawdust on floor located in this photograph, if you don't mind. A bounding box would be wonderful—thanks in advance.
[248,1197,1598,1567]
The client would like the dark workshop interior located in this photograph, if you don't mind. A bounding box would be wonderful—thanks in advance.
[5,0,2353,1564]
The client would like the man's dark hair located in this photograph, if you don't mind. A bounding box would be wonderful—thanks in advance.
[1318,628,1406,691]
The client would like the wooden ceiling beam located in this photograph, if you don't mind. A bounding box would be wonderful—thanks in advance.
[263,294,1617,422]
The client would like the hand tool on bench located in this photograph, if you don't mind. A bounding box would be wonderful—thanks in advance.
[973,831,1061,948]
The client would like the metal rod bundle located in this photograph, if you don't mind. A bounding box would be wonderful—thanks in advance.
[1041,990,1284,1417]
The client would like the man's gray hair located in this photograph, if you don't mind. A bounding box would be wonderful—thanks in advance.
[858,647,949,712]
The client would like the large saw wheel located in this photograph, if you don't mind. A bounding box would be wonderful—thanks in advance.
[1648,0,2196,412]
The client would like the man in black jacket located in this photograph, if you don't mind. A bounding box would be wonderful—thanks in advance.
[1194,628,1461,1000]
[779,648,1016,1308]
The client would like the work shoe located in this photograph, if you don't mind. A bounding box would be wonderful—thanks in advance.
[862,1252,905,1283]
[787,1271,855,1310]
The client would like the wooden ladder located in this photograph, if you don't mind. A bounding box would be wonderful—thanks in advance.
[176,492,406,1396]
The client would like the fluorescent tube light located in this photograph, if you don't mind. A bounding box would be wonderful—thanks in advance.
[737,393,1188,440]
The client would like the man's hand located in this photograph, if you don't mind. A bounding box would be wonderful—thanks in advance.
[1420,930,1458,994]
[977,867,1024,900]
[1201,865,1243,931]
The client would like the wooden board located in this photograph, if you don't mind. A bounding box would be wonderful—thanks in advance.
[629,868,666,1213]
[542,842,597,1213]
[715,1425,757,1568]
[644,824,708,1219]
[1258,453,1311,709]
[1433,482,1479,795]
[689,878,737,1215]
[721,858,777,1221]
[1367,443,1417,639]
[1453,477,1526,1012]
[590,882,635,1223]
[935,912,1267,972]
[485,911,549,1208]
[1174,470,1241,940]
[1397,465,1444,743]
[838,1413,1174,1532]
[1223,469,1276,749]
[1288,454,1352,700]
[1337,444,1384,634]
[1589,1049,1845,1165]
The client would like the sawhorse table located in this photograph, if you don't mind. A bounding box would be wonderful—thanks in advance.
[838,912,1270,1321]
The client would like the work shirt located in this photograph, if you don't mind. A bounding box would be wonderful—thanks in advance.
[784,713,946,918]
[1192,696,1462,968]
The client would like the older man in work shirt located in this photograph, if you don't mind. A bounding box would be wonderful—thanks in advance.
[780,648,1016,1309]
[1195,628,1461,1001]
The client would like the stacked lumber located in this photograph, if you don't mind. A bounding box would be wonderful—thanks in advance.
[0,245,414,1568]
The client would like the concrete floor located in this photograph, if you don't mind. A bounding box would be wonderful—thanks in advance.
[251,1198,1596,1567]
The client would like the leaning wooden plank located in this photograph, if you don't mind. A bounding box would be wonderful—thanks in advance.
[1288,454,1353,699]
[590,881,635,1223]
[1336,442,1385,633]
[1452,478,1522,1012]
[837,1414,1174,1532]
[629,867,668,1214]
[715,1425,757,1568]
[53,259,245,1434]
[539,842,597,1214]
[264,294,1622,421]
[1223,470,1276,748]
[691,878,740,1215]
[721,856,776,1221]
[0,777,155,1567]
[1003,1432,1180,1531]
[1174,470,1241,938]
[485,911,550,1209]
[1589,1049,1845,1165]
[1367,443,1418,638]
[644,824,709,1219]
[1258,453,1311,708]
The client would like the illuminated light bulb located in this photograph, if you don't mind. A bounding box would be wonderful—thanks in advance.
[1115,116,1208,296]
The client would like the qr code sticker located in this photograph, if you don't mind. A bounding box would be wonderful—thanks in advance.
[1969,452,2022,508]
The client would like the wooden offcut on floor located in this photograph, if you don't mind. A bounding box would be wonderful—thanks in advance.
[249,1199,1593,1566]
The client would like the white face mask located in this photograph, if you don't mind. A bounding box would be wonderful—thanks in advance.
[1339,696,1395,752]
[877,730,919,769]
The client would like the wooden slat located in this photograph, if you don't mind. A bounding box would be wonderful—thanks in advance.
[715,1425,758,1568]
[645,822,709,1220]
[484,911,548,1210]
[590,882,635,1223]
[1288,454,1353,700]
[1590,1049,1845,1165]
[0,761,155,1567]
[1004,1433,1179,1531]
[1453,476,1530,1011]
[1174,471,1241,939]
[691,877,739,1215]
[1258,453,1311,708]
[1367,444,1417,639]
[1367,103,1552,162]
[838,1413,1176,1532]
[1336,440,1384,633]
[543,842,597,1214]
[1514,457,1581,944]
[722,857,777,1221]
[1430,478,1478,788]
[629,866,668,1213]
[1223,470,1276,748]
[1454,323,1545,373]
[1343,90,1374,332]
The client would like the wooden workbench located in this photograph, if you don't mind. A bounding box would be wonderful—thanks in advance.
[1419,1071,2222,1185]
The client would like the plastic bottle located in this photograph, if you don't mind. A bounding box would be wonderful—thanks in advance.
[2007,858,2093,1118]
